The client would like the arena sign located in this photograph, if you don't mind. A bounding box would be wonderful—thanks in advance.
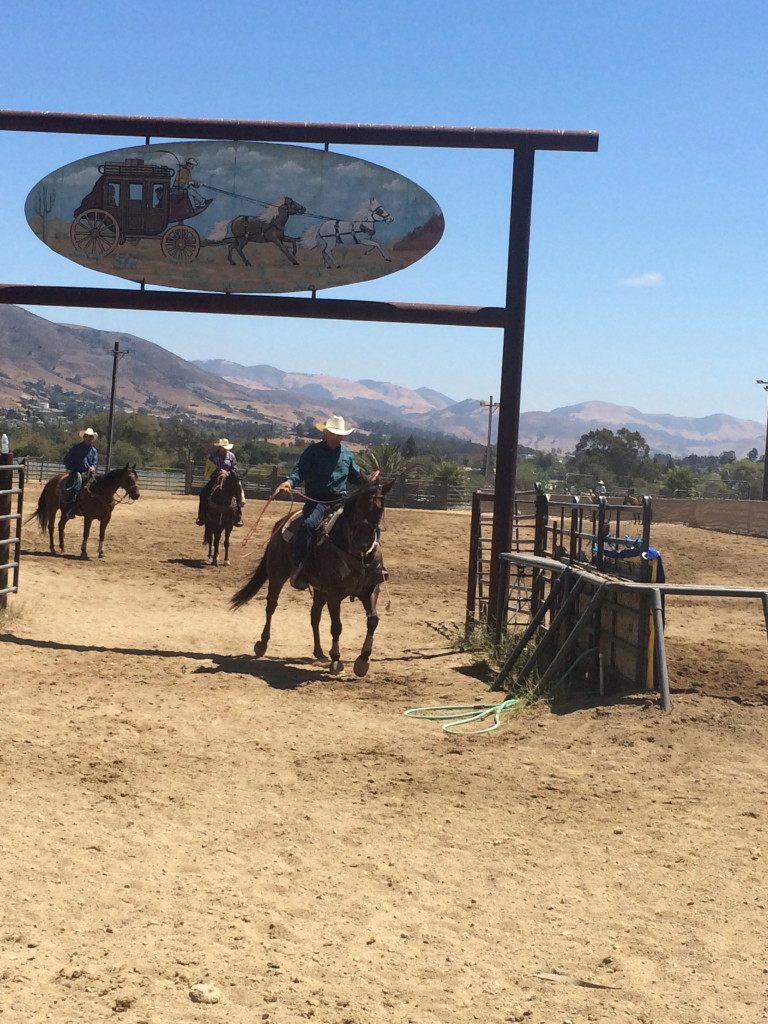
[25,141,444,293]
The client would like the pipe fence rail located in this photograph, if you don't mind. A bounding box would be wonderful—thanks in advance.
[21,458,478,510]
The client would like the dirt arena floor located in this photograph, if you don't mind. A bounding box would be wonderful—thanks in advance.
[2,485,768,1023]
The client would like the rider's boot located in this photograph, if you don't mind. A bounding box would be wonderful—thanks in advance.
[290,563,309,590]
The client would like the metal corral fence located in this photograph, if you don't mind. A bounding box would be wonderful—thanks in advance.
[467,488,654,630]
[23,458,476,510]
[0,453,23,609]
[467,488,663,703]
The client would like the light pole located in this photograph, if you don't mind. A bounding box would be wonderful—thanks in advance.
[479,396,500,485]
[757,380,768,501]
[106,342,128,470]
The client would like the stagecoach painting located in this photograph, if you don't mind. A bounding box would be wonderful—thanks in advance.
[69,157,212,261]
[25,141,445,293]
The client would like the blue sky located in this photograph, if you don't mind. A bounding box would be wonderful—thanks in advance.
[3,0,768,424]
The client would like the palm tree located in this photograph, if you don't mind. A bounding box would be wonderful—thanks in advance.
[359,443,411,481]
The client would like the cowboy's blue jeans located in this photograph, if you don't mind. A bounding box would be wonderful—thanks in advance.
[294,501,328,566]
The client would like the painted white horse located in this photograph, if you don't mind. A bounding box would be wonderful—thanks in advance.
[300,198,394,268]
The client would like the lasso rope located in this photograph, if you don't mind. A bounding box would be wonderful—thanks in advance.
[404,699,520,735]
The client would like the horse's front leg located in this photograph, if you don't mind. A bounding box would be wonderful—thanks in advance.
[363,240,392,262]
[326,595,344,675]
[273,238,299,266]
[80,516,93,560]
[96,513,111,559]
[211,529,220,567]
[353,586,380,678]
[310,590,328,661]
[222,527,232,567]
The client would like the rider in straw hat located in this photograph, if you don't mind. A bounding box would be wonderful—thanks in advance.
[62,427,99,519]
[196,438,245,527]
[275,415,366,589]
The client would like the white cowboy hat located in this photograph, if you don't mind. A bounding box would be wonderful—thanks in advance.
[79,427,98,439]
[316,415,354,436]
[214,438,234,450]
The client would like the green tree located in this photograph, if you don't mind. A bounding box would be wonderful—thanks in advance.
[572,428,650,486]
[431,461,466,484]
[721,459,763,499]
[661,466,697,496]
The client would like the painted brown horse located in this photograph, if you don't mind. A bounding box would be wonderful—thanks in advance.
[231,480,392,676]
[29,464,140,559]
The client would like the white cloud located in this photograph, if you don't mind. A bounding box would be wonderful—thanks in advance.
[620,271,664,287]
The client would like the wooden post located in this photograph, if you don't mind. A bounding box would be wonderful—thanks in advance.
[0,441,12,610]
[489,144,536,639]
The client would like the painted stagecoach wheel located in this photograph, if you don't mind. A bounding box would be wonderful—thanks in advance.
[160,224,201,261]
[69,209,119,256]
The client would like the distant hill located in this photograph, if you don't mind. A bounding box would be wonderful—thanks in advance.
[198,359,764,457]
[0,305,763,456]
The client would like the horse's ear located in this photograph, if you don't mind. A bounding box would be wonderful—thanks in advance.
[381,479,394,496]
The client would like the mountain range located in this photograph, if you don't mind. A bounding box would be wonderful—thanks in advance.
[0,304,763,457]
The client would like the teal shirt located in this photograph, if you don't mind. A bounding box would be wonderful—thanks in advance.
[287,441,363,500]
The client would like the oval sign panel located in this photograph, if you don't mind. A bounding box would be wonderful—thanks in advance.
[25,141,444,294]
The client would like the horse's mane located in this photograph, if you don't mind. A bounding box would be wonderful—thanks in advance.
[96,467,128,486]
[350,198,379,221]
[259,199,289,224]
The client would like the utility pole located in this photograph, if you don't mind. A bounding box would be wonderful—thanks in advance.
[479,396,500,485]
[106,342,128,471]
[757,380,768,501]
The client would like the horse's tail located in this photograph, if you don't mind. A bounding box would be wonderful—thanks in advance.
[299,222,322,249]
[230,553,269,609]
[201,218,233,246]
[26,490,48,533]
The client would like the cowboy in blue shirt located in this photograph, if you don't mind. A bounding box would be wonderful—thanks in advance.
[62,427,99,519]
[276,415,366,589]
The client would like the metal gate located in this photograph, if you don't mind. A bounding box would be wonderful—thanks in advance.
[0,448,25,609]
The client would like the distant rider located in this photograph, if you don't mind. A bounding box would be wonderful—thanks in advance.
[197,438,244,526]
[62,427,99,519]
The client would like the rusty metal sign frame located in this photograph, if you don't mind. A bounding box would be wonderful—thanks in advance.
[0,110,599,631]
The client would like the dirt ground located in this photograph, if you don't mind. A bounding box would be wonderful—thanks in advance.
[2,486,768,1024]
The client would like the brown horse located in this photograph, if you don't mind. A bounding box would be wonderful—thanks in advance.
[203,197,307,266]
[231,480,393,676]
[29,464,140,559]
[203,468,240,567]
[622,494,644,524]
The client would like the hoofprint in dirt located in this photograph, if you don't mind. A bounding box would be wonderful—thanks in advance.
[2,489,767,1023]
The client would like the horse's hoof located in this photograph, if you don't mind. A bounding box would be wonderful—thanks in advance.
[329,660,344,675]
[80,554,90,561]
[313,647,326,661]
[223,560,230,567]
[353,658,370,678]
[254,641,268,658]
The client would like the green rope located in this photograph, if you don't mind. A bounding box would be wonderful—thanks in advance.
[404,699,520,735]
[404,646,602,736]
